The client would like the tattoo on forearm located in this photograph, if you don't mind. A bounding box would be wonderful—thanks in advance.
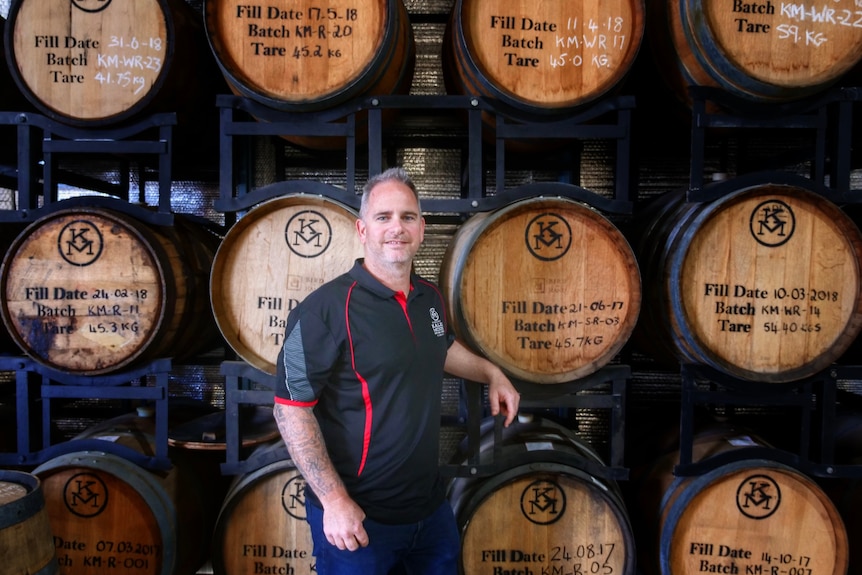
[274,405,343,498]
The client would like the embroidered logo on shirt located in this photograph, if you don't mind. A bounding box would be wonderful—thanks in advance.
[430,307,445,337]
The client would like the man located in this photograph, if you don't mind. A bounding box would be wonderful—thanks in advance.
[273,166,520,574]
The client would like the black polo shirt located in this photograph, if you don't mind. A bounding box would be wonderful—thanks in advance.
[274,259,455,524]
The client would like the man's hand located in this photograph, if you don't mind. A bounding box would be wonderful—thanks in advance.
[322,494,370,551]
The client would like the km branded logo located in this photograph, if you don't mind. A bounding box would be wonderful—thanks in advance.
[736,474,781,520]
[749,200,795,248]
[285,210,333,258]
[525,212,572,262]
[58,219,104,266]
[63,472,109,518]
[520,478,566,525]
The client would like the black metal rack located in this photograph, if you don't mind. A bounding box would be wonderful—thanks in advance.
[213,93,638,480]
[0,110,177,222]
[0,355,173,470]
[670,85,862,480]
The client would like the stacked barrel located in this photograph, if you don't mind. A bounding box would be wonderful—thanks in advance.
[1,0,862,574]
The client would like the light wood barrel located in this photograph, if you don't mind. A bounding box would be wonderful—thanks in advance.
[211,194,363,375]
[204,0,415,112]
[439,196,641,384]
[647,0,862,105]
[32,413,217,575]
[633,427,848,575]
[211,442,315,575]
[0,207,222,375]
[448,415,635,575]
[632,182,862,383]
[0,470,58,575]
[443,0,645,117]
[4,0,215,126]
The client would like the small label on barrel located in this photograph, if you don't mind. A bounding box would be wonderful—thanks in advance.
[12,0,168,120]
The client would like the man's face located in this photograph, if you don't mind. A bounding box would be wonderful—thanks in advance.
[356,180,425,267]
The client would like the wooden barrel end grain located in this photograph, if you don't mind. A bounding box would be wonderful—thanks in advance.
[440,196,641,384]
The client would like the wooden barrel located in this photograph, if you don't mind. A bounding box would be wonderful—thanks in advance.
[0,470,58,575]
[210,194,364,375]
[443,0,645,118]
[32,412,217,575]
[0,207,222,375]
[632,181,862,383]
[632,426,848,575]
[448,414,636,575]
[4,0,219,127]
[210,441,316,575]
[204,0,415,112]
[439,196,641,384]
[647,0,862,105]
[818,407,862,575]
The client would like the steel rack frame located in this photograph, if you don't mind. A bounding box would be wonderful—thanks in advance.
[0,111,177,222]
[0,355,173,471]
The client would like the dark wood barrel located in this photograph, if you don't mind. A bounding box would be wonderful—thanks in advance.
[204,0,415,112]
[210,441,316,575]
[448,415,636,575]
[439,196,641,384]
[210,194,363,375]
[0,207,222,375]
[4,0,220,127]
[0,470,58,575]
[32,412,218,575]
[646,0,862,106]
[818,406,862,575]
[631,426,848,575]
[443,0,645,118]
[631,182,862,383]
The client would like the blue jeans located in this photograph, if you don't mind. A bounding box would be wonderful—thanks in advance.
[306,498,460,575]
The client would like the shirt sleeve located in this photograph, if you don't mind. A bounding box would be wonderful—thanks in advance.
[274,307,339,406]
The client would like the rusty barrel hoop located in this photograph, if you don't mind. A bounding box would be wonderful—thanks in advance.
[439,196,641,384]
[0,206,221,375]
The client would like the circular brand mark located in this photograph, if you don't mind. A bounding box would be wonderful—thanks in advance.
[71,0,113,13]
[285,210,333,258]
[63,472,108,518]
[520,478,566,525]
[525,213,572,261]
[736,473,781,519]
[58,220,104,266]
[749,200,795,247]
[281,475,308,520]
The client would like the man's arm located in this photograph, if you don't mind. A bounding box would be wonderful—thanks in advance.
[444,339,521,426]
[273,403,369,551]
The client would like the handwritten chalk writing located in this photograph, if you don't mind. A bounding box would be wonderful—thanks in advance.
[779,3,862,26]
